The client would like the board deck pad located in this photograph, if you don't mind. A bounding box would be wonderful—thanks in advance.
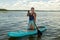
[8,26,47,37]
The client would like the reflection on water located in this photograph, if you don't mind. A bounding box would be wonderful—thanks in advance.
[0,11,60,40]
[8,35,41,40]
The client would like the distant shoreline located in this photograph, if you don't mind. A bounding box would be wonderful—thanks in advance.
[0,9,7,11]
[0,9,60,12]
[5,10,60,12]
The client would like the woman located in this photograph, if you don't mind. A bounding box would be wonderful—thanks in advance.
[27,7,36,30]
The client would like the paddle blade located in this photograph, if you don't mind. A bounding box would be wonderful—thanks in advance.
[37,30,42,36]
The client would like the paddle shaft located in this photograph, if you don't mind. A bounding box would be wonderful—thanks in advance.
[34,22,42,36]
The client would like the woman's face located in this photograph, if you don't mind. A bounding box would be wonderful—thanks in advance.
[31,9,34,13]
[31,9,34,12]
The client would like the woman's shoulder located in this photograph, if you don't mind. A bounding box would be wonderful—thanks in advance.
[34,13,36,15]
[33,13,36,16]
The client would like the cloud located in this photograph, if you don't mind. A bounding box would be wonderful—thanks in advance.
[0,0,60,10]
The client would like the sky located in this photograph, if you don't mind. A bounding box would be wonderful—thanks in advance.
[0,0,60,10]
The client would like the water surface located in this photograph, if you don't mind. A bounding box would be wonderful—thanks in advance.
[0,11,60,40]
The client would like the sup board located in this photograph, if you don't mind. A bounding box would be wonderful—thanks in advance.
[8,26,47,37]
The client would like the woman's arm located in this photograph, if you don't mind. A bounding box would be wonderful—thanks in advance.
[33,13,36,22]
[27,13,29,16]
[27,10,30,16]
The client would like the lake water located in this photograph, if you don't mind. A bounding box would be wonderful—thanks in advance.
[0,11,60,40]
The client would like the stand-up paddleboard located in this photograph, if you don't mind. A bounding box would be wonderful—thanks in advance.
[8,26,47,37]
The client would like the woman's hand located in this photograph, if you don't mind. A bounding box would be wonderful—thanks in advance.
[27,10,30,16]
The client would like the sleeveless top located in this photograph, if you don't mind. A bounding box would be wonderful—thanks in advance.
[29,14,34,21]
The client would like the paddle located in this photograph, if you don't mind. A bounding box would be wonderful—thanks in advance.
[34,22,42,36]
